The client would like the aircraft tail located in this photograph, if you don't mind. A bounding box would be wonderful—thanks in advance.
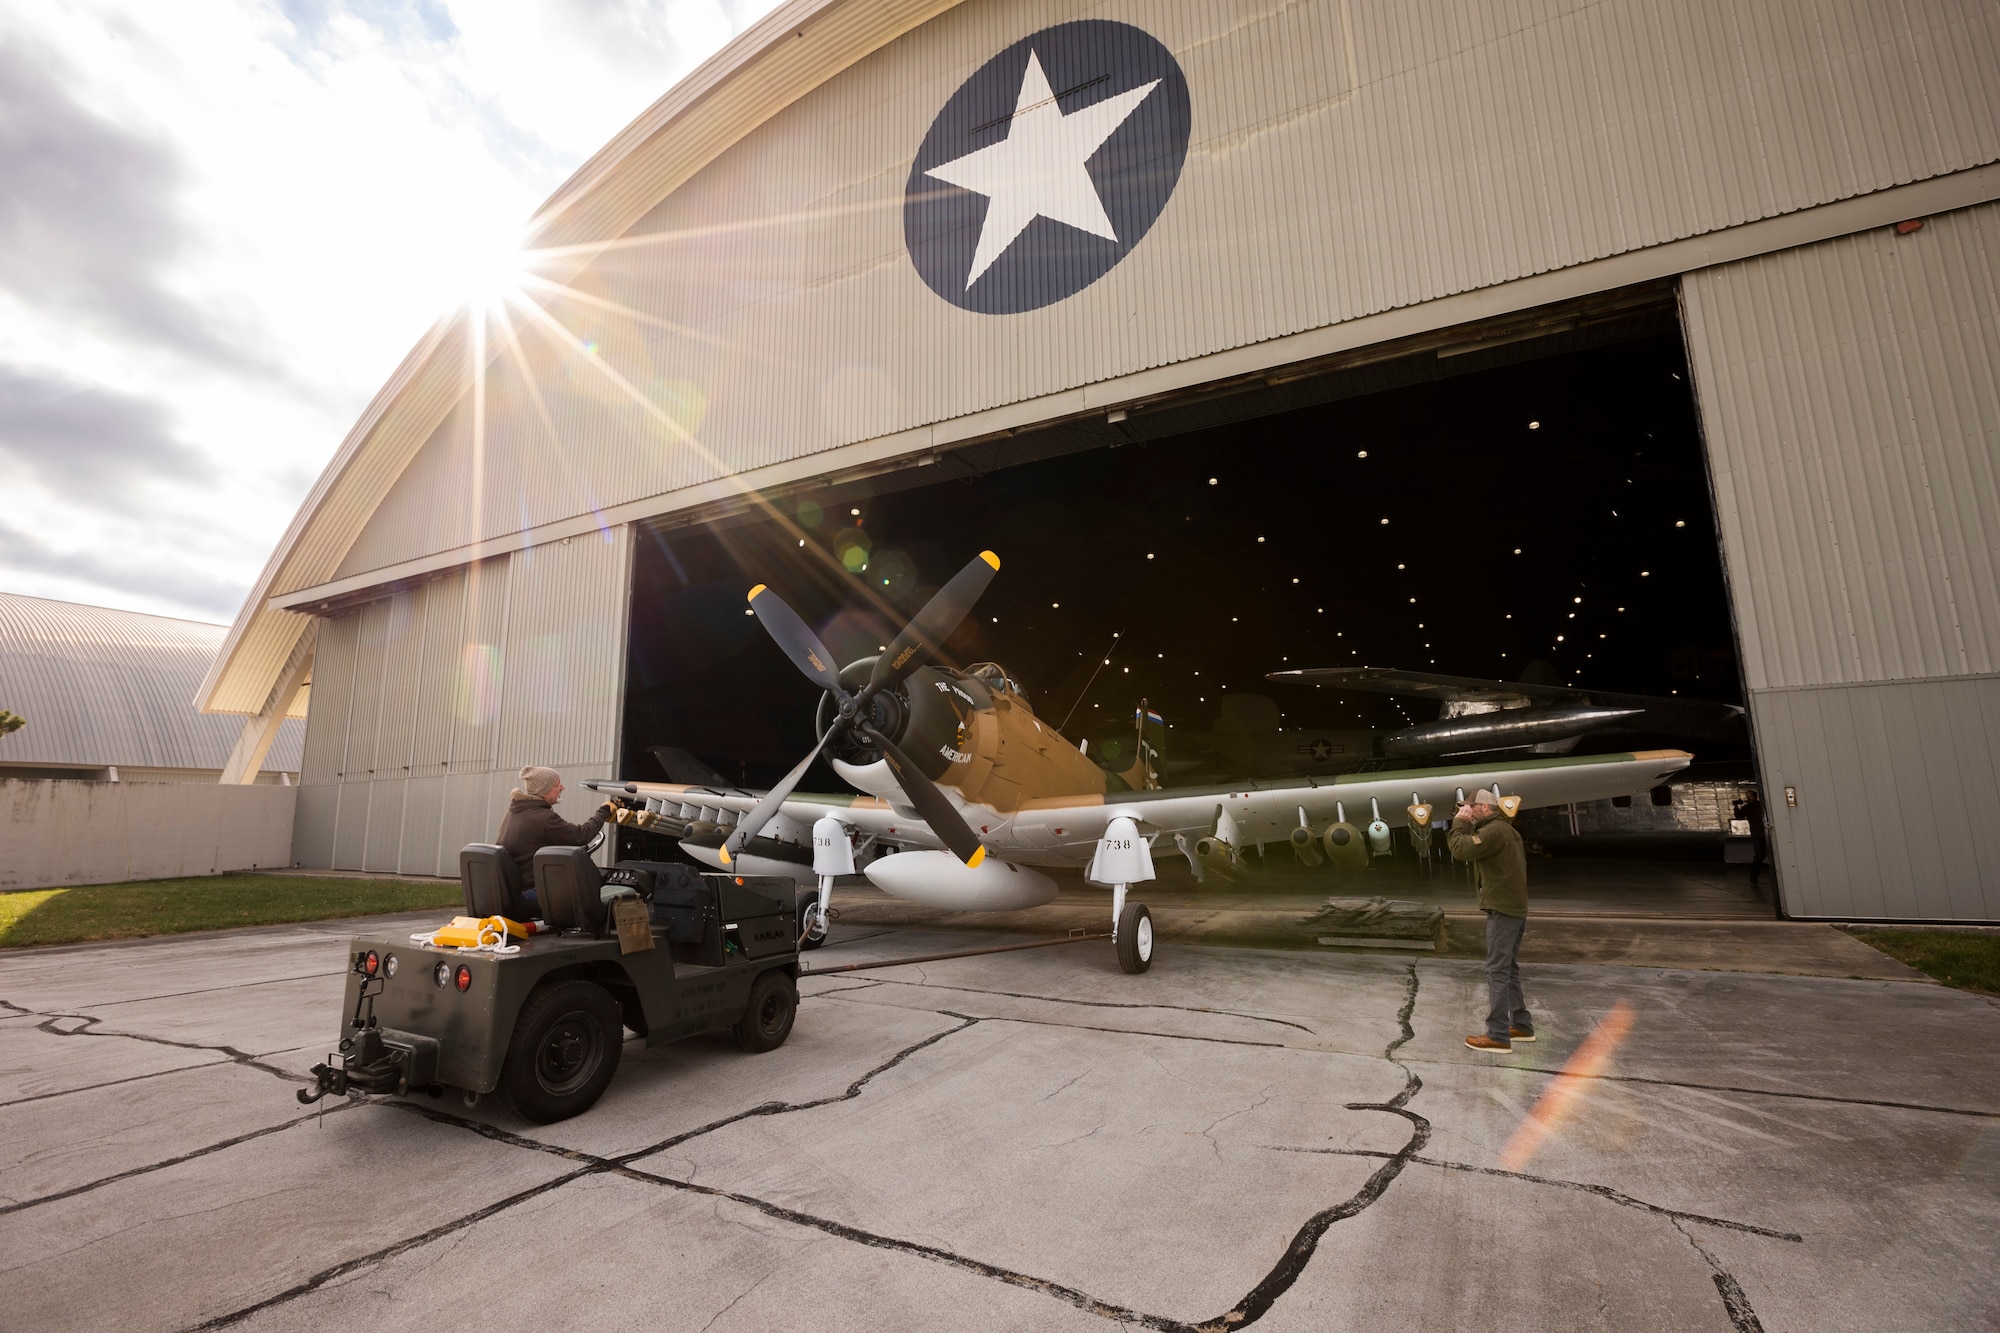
[1111,703,1166,791]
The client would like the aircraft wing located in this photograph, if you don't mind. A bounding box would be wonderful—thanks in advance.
[589,748,1691,868]
[1267,667,1745,740]
[998,749,1694,864]
[583,780,947,849]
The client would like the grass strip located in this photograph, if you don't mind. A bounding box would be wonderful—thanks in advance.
[1843,929,2000,997]
[0,876,461,949]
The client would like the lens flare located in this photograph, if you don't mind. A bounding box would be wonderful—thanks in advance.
[1498,1000,1634,1171]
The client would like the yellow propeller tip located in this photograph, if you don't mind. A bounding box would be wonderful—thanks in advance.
[979,551,1000,570]
[966,845,987,868]
[717,848,732,865]
[747,584,767,603]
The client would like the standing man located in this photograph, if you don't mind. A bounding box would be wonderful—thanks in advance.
[498,766,614,900]
[1449,789,1533,1054]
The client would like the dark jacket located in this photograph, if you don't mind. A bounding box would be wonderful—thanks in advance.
[1448,811,1528,917]
[497,791,608,888]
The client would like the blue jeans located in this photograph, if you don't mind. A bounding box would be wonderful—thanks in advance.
[1485,910,1530,1042]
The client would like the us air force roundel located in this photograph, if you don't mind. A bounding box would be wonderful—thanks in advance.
[904,20,1191,314]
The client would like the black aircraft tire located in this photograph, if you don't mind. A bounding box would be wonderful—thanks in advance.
[735,970,798,1053]
[1116,903,1154,975]
[500,980,623,1124]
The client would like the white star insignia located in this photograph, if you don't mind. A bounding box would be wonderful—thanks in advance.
[925,49,1161,289]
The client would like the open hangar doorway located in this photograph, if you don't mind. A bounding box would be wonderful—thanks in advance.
[618,285,1768,920]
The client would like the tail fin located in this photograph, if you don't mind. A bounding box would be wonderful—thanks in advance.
[1111,703,1166,791]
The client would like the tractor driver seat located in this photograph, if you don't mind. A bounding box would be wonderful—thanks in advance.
[460,844,535,922]
[534,846,609,934]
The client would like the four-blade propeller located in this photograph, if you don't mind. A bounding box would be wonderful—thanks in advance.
[722,551,999,867]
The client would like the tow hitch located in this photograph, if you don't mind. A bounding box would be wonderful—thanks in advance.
[299,948,442,1104]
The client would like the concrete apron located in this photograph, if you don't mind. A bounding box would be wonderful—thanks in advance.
[827,887,1932,982]
[0,915,1990,1331]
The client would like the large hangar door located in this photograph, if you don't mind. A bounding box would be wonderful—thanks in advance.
[623,288,1771,916]
[1681,202,2000,923]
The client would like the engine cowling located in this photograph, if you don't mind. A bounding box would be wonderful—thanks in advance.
[817,660,987,779]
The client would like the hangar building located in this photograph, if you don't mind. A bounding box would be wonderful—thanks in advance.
[0,592,302,785]
[201,0,2000,922]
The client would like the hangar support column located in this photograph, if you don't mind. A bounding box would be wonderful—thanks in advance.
[219,624,315,785]
[1680,200,2000,921]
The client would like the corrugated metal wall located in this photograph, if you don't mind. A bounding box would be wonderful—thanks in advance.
[293,525,634,875]
[334,0,2000,581]
[1681,200,2000,919]
[0,592,304,774]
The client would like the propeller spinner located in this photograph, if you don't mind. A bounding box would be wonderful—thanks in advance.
[723,551,1000,867]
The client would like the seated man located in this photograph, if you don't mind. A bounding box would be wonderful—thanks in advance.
[497,766,614,909]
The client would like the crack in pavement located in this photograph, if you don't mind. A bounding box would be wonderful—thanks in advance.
[854,976,1317,1034]
[0,1061,239,1111]
[73,971,346,1009]
[176,962,1792,1333]
[0,1098,367,1216]
[1477,1064,2000,1121]
[1168,961,1432,1331]
[820,991,1289,1050]
[1257,1147,1802,1241]
[186,1166,599,1330]
[0,998,307,1086]
[188,1015,986,1329]
[1673,1219,1767,1332]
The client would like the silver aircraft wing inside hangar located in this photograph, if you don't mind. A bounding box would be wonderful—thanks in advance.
[1267,666,1746,758]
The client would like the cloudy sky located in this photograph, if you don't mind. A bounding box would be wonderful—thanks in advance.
[0,0,776,624]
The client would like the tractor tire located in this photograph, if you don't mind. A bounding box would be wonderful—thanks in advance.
[734,970,798,1053]
[499,980,623,1124]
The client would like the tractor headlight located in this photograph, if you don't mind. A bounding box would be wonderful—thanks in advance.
[434,961,451,989]
[383,953,398,979]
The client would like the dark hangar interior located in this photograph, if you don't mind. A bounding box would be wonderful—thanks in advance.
[621,294,1754,880]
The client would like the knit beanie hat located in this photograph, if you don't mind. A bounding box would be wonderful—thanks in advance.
[519,766,561,798]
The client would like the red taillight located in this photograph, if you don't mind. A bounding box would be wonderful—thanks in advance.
[363,951,380,976]
[454,965,472,993]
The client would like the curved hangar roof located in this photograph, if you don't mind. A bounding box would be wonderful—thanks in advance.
[200,0,2000,718]
[200,0,960,716]
[2,592,303,773]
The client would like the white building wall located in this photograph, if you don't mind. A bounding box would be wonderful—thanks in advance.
[1,780,297,890]
[1681,200,2000,919]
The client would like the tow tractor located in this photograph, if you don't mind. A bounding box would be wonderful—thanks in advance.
[299,842,801,1123]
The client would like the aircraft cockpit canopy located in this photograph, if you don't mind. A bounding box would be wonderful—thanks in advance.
[964,662,1028,702]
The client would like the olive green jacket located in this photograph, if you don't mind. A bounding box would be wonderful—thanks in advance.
[1448,812,1528,917]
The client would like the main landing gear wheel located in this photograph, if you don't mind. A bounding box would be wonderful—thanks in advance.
[1116,902,1154,974]
[735,970,798,1053]
[500,980,623,1124]
[796,892,829,951]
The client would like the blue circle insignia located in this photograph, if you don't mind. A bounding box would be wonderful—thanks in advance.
[904,20,1191,314]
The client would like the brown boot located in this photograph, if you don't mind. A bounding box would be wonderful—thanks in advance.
[1464,1034,1513,1053]
[1509,1026,1536,1042]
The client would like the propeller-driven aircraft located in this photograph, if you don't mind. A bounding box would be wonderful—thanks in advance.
[589,552,1693,974]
